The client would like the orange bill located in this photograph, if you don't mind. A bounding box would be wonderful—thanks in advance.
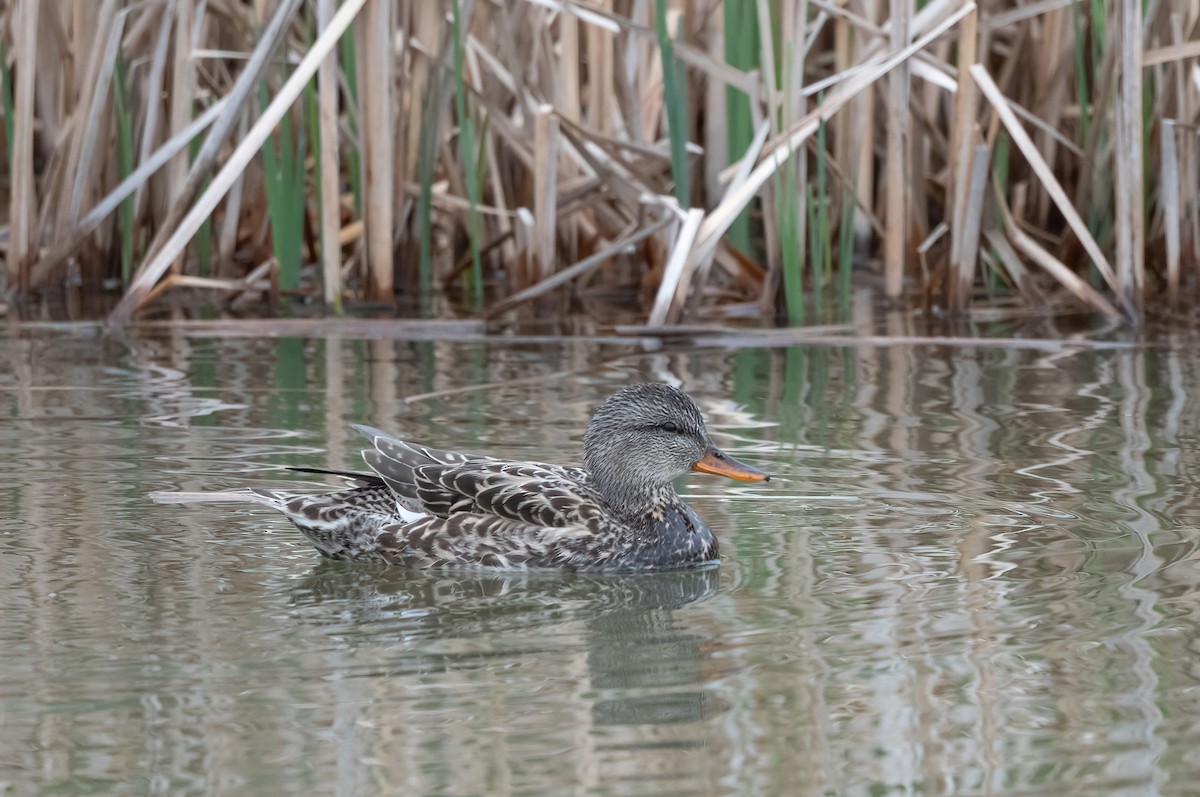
[691,447,770,482]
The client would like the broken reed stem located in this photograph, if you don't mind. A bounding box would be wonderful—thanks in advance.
[140,0,304,280]
[970,63,1136,320]
[31,97,231,286]
[648,208,705,326]
[107,0,371,326]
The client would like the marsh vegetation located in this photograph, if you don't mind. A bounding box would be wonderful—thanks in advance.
[1,0,1197,326]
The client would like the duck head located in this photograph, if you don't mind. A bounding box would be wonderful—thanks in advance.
[582,383,768,512]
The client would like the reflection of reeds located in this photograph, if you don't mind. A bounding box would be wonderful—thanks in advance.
[2,1,1196,324]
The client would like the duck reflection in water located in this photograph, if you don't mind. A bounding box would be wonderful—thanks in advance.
[290,562,728,738]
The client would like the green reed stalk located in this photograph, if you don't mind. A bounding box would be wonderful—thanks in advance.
[723,1,757,254]
[1082,0,1110,286]
[1088,0,1107,83]
[305,29,338,309]
[1071,1,1090,145]
[416,81,439,303]
[303,8,334,304]
[188,134,213,277]
[452,0,483,304]
[837,180,854,316]
[0,43,12,171]
[807,189,824,317]
[259,81,305,291]
[989,131,1011,293]
[338,29,362,217]
[777,156,804,324]
[812,117,830,314]
[113,55,135,285]
[654,0,689,205]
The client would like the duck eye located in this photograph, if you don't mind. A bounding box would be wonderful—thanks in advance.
[660,421,679,433]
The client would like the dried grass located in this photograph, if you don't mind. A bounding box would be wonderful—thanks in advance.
[0,0,1196,326]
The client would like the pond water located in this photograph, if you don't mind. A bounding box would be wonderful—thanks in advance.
[3,322,1200,796]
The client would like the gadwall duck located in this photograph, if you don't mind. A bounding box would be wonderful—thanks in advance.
[152,383,769,571]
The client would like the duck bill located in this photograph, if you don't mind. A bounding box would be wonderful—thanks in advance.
[691,446,769,482]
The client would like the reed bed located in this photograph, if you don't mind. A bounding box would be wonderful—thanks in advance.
[1,0,1197,326]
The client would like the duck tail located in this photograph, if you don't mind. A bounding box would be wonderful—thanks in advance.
[148,489,287,508]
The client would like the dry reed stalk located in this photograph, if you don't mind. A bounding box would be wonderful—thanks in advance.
[951,144,990,310]
[166,1,195,222]
[8,0,39,292]
[405,2,441,196]
[648,208,704,326]
[698,119,771,316]
[533,105,561,285]
[989,177,1116,318]
[982,229,1045,310]
[947,2,978,310]
[62,0,119,231]
[1143,41,1200,67]
[486,216,672,319]
[884,0,910,300]
[360,0,394,300]
[751,0,787,316]
[463,30,515,268]
[317,0,342,309]
[559,9,581,259]
[850,8,876,251]
[140,274,272,309]
[1026,8,1068,227]
[1161,125,1183,309]
[1006,221,1121,320]
[134,3,175,218]
[1114,0,1144,313]
[216,110,249,278]
[755,0,781,132]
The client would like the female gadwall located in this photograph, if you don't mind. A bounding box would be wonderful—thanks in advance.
[153,383,769,571]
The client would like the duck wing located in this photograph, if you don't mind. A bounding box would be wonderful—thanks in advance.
[413,461,598,527]
[352,424,486,511]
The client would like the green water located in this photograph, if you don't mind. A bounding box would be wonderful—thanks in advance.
[2,326,1199,795]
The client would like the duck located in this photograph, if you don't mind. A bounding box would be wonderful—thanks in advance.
[151,383,769,571]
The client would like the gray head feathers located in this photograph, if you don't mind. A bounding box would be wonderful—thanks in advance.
[582,383,712,514]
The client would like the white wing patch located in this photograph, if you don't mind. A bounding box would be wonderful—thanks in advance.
[393,499,427,523]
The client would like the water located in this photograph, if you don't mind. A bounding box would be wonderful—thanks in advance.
[3,325,1200,796]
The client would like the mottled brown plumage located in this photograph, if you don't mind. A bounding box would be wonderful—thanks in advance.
[152,383,769,571]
